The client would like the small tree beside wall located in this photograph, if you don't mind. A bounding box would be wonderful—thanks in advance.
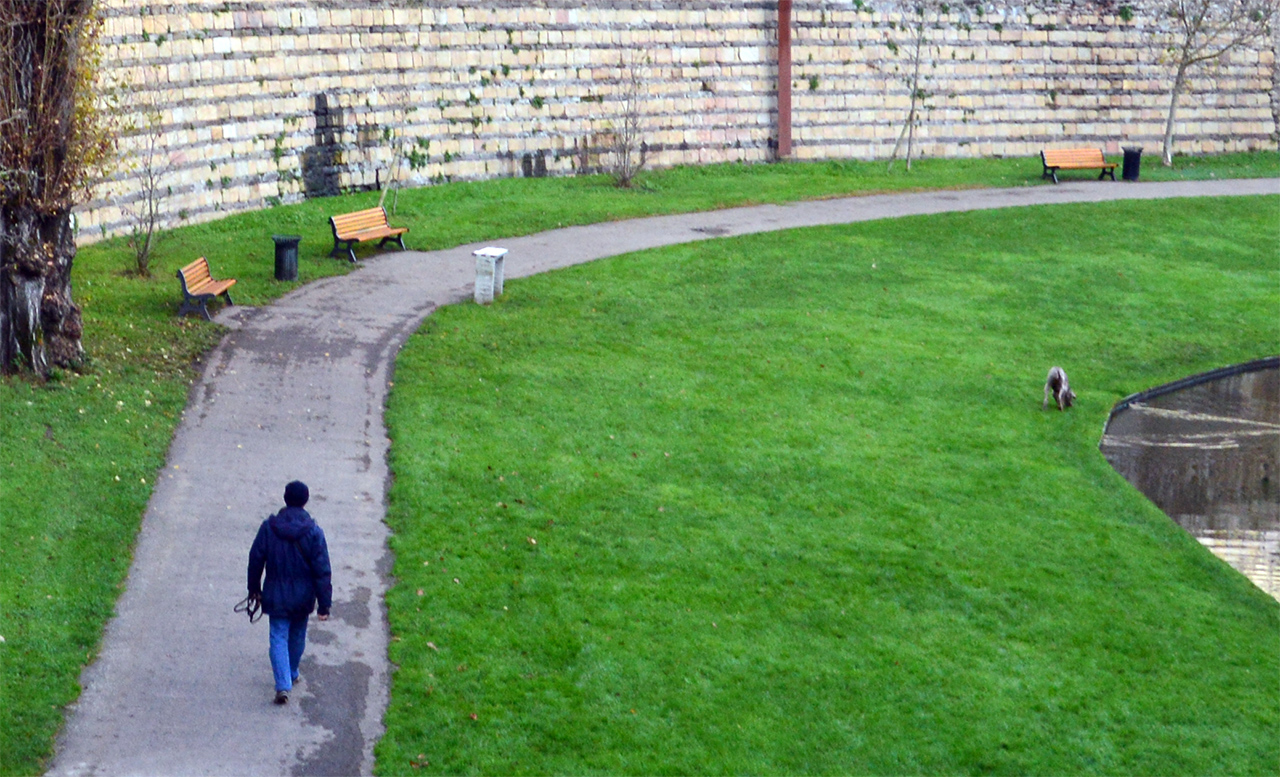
[605,57,648,188]
[885,1,948,172]
[1155,0,1275,165]
[116,69,176,277]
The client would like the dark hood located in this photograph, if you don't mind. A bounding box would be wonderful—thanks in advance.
[269,506,315,541]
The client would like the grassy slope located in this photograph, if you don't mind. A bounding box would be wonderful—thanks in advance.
[72,151,1280,308]
[378,197,1280,775]
[0,153,1274,775]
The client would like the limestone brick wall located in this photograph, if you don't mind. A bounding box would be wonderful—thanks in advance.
[789,1,1275,161]
[79,0,1276,240]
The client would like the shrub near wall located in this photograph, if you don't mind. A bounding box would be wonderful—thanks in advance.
[83,0,1275,240]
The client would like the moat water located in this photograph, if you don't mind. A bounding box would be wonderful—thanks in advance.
[1100,359,1280,600]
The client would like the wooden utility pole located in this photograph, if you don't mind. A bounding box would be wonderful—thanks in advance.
[777,0,792,159]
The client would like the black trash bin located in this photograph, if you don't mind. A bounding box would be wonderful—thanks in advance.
[1122,147,1142,182]
[273,234,301,281]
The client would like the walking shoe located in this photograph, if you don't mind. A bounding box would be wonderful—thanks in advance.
[274,690,289,705]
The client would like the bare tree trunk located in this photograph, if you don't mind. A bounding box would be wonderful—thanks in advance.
[378,114,403,213]
[1162,64,1190,166]
[887,106,913,171]
[0,0,99,375]
[1272,5,1279,146]
[906,101,918,171]
[0,205,83,373]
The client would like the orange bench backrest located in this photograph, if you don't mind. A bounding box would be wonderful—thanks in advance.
[1043,148,1108,167]
[179,257,212,287]
[331,207,390,237]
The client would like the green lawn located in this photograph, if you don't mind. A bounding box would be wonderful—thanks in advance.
[0,153,1276,776]
[378,196,1280,774]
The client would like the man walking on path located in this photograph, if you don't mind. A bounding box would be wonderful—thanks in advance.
[248,481,333,705]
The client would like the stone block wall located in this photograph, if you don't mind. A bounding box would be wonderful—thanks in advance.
[79,0,1276,240]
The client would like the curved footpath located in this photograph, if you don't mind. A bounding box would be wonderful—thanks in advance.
[49,179,1278,776]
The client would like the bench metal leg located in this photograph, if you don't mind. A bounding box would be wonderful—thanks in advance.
[178,298,212,321]
[330,239,357,262]
[378,236,408,252]
[332,240,357,262]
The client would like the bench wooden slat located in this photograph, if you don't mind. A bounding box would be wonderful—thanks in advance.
[342,226,408,240]
[187,278,235,296]
[180,259,212,284]
[331,208,394,233]
[1040,147,1117,183]
[177,257,236,320]
[1044,149,1109,167]
[328,206,409,262]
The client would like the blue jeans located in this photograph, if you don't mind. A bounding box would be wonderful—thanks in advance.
[268,614,309,692]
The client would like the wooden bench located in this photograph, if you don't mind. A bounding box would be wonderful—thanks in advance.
[328,206,408,263]
[176,257,236,320]
[1041,148,1117,184]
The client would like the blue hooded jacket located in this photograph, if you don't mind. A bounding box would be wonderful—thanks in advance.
[247,506,332,618]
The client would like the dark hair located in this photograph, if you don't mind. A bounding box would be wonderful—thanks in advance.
[284,481,309,507]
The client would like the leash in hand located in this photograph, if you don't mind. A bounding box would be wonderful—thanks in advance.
[234,593,264,623]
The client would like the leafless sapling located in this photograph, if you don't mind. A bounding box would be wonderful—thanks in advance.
[886,1,945,172]
[606,56,648,188]
[117,71,176,277]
